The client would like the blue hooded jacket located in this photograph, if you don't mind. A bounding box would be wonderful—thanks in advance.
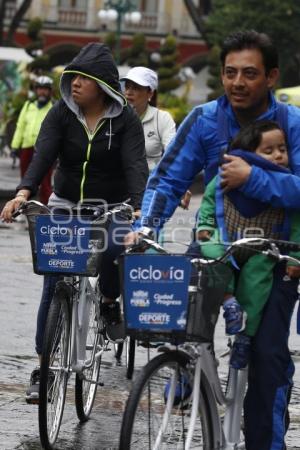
[137,94,300,230]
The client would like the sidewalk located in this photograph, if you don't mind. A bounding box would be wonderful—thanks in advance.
[0,154,20,209]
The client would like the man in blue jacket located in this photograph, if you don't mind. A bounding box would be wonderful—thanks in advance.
[128,30,300,450]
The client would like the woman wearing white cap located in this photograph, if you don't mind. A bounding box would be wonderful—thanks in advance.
[121,66,176,172]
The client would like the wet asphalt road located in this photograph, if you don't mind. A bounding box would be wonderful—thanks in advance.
[0,156,299,449]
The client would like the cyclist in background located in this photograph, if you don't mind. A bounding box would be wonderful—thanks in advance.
[197,120,300,369]
[11,76,54,205]
[121,66,176,172]
[121,66,191,209]
[1,42,148,404]
[126,30,300,450]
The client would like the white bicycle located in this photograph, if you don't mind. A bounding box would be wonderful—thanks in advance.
[119,236,300,449]
[14,200,132,450]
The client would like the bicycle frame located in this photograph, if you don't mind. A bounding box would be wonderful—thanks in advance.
[44,275,102,379]
[164,343,247,450]
[120,236,300,450]
[69,276,104,378]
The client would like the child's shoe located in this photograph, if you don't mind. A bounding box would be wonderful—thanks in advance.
[164,374,192,407]
[230,334,251,370]
[223,297,246,335]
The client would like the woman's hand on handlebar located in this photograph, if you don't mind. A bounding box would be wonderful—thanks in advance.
[0,190,30,222]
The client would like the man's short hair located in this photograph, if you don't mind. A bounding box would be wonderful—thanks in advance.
[220,30,279,74]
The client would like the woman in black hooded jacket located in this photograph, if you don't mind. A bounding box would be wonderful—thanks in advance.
[1,43,148,403]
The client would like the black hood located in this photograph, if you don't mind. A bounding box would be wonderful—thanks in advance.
[60,42,126,116]
[65,42,120,92]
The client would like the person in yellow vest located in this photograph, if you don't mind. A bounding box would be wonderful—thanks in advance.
[11,76,54,204]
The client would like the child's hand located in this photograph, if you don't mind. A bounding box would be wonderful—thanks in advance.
[197,230,212,241]
[286,265,300,278]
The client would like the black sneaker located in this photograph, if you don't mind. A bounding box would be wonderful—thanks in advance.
[25,367,40,404]
[25,367,55,404]
[101,301,122,326]
[100,301,125,342]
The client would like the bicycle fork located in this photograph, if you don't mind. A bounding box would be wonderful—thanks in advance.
[185,355,202,449]
[222,366,248,449]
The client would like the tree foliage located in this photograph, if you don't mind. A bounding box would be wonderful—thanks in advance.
[157,35,181,93]
[121,33,149,66]
[205,0,300,87]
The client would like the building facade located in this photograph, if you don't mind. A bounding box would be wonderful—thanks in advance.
[5,0,208,65]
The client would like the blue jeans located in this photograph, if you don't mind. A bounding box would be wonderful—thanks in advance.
[35,213,132,354]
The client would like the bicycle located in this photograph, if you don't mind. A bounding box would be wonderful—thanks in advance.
[119,236,300,449]
[14,199,132,450]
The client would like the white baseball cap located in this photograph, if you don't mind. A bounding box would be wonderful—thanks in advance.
[121,67,158,91]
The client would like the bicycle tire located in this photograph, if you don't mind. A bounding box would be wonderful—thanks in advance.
[75,291,103,422]
[39,285,70,450]
[119,350,215,450]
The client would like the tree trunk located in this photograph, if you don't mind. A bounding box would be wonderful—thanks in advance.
[0,0,9,45]
[183,0,206,37]
[5,0,33,46]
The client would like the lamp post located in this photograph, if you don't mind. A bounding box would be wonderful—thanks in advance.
[98,0,142,64]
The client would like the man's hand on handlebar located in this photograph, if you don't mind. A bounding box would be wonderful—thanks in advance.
[124,227,155,251]
[180,190,192,210]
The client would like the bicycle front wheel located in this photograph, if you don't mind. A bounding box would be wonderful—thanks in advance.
[39,284,70,450]
[75,296,104,422]
[119,351,215,450]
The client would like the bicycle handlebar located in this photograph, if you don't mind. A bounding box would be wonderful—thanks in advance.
[126,236,300,267]
[12,199,134,221]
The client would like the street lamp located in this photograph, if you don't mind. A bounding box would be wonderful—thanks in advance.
[98,1,142,64]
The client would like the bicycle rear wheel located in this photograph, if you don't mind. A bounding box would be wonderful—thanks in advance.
[119,350,215,449]
[39,284,70,450]
[75,296,104,422]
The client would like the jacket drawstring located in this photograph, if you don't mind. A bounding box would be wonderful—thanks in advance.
[108,119,112,150]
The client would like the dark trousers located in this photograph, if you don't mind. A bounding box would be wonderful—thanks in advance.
[244,263,298,450]
[35,214,132,354]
